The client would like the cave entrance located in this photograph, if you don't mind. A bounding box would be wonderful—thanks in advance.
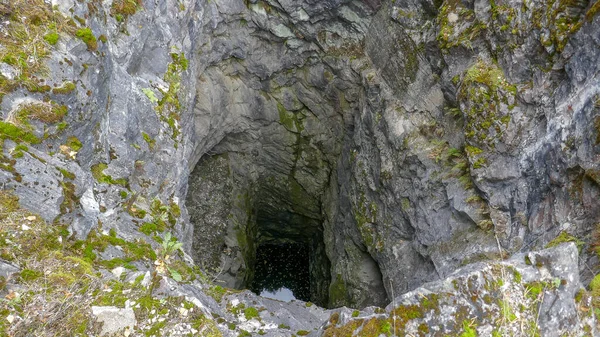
[245,205,331,306]
[186,144,332,307]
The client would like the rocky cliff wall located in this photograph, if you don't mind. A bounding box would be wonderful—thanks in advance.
[1,0,599,312]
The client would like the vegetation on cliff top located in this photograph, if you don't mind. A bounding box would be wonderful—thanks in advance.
[0,190,222,336]
[0,0,79,103]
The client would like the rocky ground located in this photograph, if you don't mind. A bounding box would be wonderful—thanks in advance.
[0,190,597,336]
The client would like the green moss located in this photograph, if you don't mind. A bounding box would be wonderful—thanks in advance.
[142,132,156,150]
[79,229,156,268]
[52,81,76,95]
[356,317,392,337]
[0,0,75,104]
[190,315,222,336]
[128,206,147,219]
[66,136,82,151]
[460,320,478,337]
[0,122,40,144]
[513,270,522,283]
[244,307,259,320]
[75,28,97,51]
[590,274,600,306]
[111,0,141,16]
[91,163,109,182]
[90,163,128,186]
[59,181,78,214]
[153,53,187,145]
[322,319,363,337]
[145,320,167,336]
[56,122,68,133]
[437,0,486,50]
[471,157,486,169]
[139,222,161,235]
[329,274,348,307]
[575,288,585,303]
[545,231,584,252]
[499,299,516,322]
[58,167,75,180]
[20,268,43,282]
[43,32,59,45]
[352,310,359,317]
[10,143,28,159]
[459,61,516,148]
[207,285,227,303]
[277,103,294,129]
[525,281,546,301]
[99,258,135,270]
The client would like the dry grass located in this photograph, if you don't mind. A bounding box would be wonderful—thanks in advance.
[0,190,223,336]
[0,0,77,102]
[12,102,67,126]
[0,191,103,336]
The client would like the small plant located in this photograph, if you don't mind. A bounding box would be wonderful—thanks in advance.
[75,28,97,51]
[243,307,259,320]
[52,81,76,95]
[460,319,478,337]
[154,232,184,282]
[43,32,59,45]
[142,132,156,149]
[111,0,142,16]
[65,136,82,152]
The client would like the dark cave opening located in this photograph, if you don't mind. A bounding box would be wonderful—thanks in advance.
[186,147,332,307]
[244,208,332,307]
[249,242,311,302]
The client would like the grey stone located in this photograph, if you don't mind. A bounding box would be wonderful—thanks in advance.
[91,306,136,336]
[0,260,19,279]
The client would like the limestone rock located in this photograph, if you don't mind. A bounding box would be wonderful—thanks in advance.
[318,243,595,336]
[91,306,136,336]
[0,260,19,279]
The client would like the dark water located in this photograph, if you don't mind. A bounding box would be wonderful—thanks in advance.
[250,242,310,302]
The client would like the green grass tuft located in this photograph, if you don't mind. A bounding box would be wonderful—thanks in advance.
[43,32,59,45]
[75,28,97,51]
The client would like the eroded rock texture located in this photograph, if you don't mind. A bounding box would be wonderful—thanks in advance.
[1,0,599,317]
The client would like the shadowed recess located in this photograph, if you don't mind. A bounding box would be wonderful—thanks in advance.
[250,243,310,302]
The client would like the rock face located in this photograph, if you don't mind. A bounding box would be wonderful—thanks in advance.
[319,243,596,336]
[1,0,600,317]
